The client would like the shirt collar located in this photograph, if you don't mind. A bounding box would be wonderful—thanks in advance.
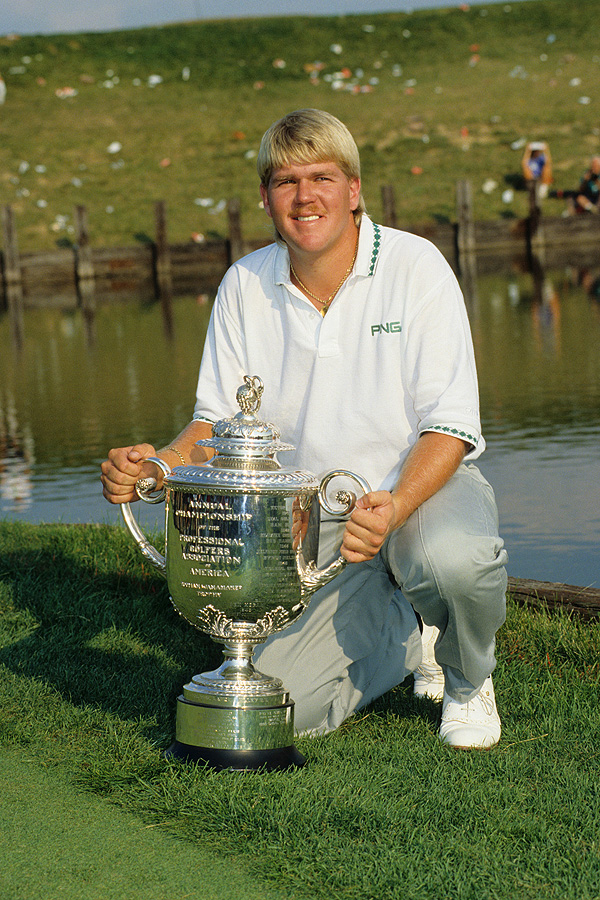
[354,215,382,277]
[273,215,382,286]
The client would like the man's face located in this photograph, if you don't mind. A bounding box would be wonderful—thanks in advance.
[259,160,361,259]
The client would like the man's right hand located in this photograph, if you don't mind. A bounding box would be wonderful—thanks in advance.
[100,443,160,504]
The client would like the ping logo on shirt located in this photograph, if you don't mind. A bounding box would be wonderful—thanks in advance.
[370,321,402,336]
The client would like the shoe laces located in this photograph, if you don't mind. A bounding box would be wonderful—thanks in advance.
[477,689,495,716]
[415,662,443,681]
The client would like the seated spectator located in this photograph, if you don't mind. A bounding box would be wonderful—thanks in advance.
[521,141,552,199]
[574,157,600,214]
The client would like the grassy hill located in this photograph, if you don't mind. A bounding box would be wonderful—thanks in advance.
[0,0,598,251]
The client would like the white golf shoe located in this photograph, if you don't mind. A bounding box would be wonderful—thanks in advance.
[439,675,501,750]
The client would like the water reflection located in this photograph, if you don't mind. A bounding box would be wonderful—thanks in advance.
[466,254,600,587]
[1,258,599,589]
[0,393,34,512]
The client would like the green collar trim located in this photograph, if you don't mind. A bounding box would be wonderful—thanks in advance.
[368,223,381,277]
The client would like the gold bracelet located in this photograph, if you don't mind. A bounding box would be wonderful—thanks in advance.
[166,446,186,466]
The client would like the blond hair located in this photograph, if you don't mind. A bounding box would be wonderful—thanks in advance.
[257,109,366,226]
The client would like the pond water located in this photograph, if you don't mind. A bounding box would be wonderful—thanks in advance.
[1,256,599,589]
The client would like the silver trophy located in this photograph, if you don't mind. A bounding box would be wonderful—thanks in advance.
[122,375,370,770]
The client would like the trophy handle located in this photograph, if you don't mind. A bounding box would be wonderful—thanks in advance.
[297,469,372,597]
[120,456,172,575]
[317,469,372,517]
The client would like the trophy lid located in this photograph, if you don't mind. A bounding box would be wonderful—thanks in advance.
[165,375,319,493]
[198,375,294,460]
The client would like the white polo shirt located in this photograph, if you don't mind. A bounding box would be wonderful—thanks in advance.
[193,216,483,492]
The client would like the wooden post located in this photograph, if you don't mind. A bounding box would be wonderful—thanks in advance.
[227,197,244,264]
[381,184,397,229]
[527,181,539,230]
[508,576,600,621]
[1,204,24,346]
[527,181,546,263]
[154,200,173,327]
[456,180,476,257]
[455,181,478,312]
[74,204,96,314]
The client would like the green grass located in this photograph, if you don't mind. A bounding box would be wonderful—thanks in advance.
[1,0,599,251]
[1,520,600,900]
[0,750,303,900]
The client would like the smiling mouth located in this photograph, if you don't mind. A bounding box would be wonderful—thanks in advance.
[294,214,321,222]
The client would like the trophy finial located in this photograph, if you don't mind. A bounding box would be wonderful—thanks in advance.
[236,375,264,415]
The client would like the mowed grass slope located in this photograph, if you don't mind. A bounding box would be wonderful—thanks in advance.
[1,520,599,900]
[0,0,599,251]
[0,750,306,900]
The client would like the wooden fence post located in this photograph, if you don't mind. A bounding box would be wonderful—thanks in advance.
[455,180,478,311]
[527,181,546,263]
[227,197,244,264]
[74,204,96,313]
[1,204,24,345]
[456,179,476,258]
[381,184,397,229]
[154,200,173,326]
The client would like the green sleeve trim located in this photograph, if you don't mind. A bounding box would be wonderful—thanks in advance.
[425,424,479,446]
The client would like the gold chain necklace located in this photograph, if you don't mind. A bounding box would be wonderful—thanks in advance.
[290,239,359,317]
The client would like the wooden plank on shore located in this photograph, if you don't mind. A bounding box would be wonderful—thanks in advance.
[540,213,600,246]
[20,249,76,265]
[90,245,154,298]
[170,240,231,295]
[472,219,527,251]
[20,248,78,306]
[3,184,600,308]
[508,576,600,620]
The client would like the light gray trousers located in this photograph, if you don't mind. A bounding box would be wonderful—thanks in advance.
[253,464,508,735]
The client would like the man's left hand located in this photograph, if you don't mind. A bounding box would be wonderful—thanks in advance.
[341,491,402,563]
[339,432,468,564]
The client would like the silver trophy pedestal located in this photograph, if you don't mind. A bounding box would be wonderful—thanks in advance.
[166,637,306,770]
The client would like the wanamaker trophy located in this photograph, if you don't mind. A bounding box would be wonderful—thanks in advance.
[121,375,370,770]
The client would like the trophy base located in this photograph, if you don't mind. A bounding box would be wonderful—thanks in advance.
[169,692,305,771]
[165,741,306,771]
